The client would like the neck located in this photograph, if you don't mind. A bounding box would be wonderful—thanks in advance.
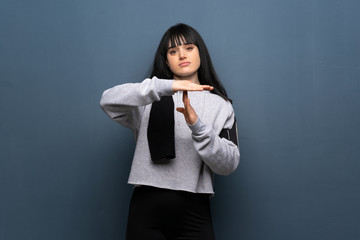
[174,72,200,84]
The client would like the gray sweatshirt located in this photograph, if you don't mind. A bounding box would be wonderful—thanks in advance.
[100,77,240,194]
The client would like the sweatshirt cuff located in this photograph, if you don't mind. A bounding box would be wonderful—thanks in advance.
[188,118,209,136]
[154,77,174,96]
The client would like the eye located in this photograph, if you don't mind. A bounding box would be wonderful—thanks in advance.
[168,49,176,55]
[186,46,194,51]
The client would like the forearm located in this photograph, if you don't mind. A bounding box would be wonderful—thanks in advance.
[99,77,174,129]
[189,118,240,176]
[100,77,173,108]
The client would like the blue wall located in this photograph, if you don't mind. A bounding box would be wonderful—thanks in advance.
[1,0,359,239]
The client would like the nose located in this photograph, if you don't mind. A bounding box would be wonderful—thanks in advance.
[179,48,186,59]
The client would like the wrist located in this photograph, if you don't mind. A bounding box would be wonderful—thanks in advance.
[187,117,199,127]
[156,79,174,96]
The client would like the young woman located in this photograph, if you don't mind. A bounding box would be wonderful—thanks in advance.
[100,23,240,240]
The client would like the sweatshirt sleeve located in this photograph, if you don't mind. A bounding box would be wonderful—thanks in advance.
[188,106,240,176]
[100,77,174,131]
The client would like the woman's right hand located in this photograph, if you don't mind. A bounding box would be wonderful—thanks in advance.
[172,80,213,92]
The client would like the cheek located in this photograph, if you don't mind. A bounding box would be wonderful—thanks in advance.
[193,50,201,67]
[166,56,175,68]
[194,55,201,68]
[196,57,201,66]
[167,59,180,73]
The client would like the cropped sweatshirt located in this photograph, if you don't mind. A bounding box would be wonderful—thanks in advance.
[100,77,240,194]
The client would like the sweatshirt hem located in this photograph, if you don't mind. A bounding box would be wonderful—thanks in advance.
[127,181,215,195]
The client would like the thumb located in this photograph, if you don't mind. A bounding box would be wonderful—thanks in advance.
[176,107,185,114]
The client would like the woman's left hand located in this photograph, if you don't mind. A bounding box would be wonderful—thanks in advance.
[176,91,198,125]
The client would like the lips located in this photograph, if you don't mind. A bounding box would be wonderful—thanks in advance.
[179,61,191,67]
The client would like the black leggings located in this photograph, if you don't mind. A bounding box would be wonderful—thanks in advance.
[126,186,216,240]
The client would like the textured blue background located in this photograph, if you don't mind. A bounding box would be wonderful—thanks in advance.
[1,0,359,239]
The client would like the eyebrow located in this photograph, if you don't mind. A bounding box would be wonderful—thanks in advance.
[167,43,194,50]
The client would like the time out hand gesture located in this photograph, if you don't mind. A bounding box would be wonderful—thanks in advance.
[172,80,213,92]
[176,91,198,125]
[173,80,213,125]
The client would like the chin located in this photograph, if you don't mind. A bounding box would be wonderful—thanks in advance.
[178,71,197,77]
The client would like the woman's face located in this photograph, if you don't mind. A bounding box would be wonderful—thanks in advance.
[166,40,201,82]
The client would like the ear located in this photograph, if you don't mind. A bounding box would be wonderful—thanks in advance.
[166,60,169,67]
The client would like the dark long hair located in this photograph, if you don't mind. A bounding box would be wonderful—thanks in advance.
[150,23,231,102]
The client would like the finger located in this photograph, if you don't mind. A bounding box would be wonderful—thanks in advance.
[185,85,201,91]
[182,91,188,105]
[190,85,213,91]
[193,84,209,91]
[176,107,185,113]
[173,80,214,92]
[184,91,192,108]
[201,85,214,91]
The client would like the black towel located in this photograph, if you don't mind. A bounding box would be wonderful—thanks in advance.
[147,96,176,162]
